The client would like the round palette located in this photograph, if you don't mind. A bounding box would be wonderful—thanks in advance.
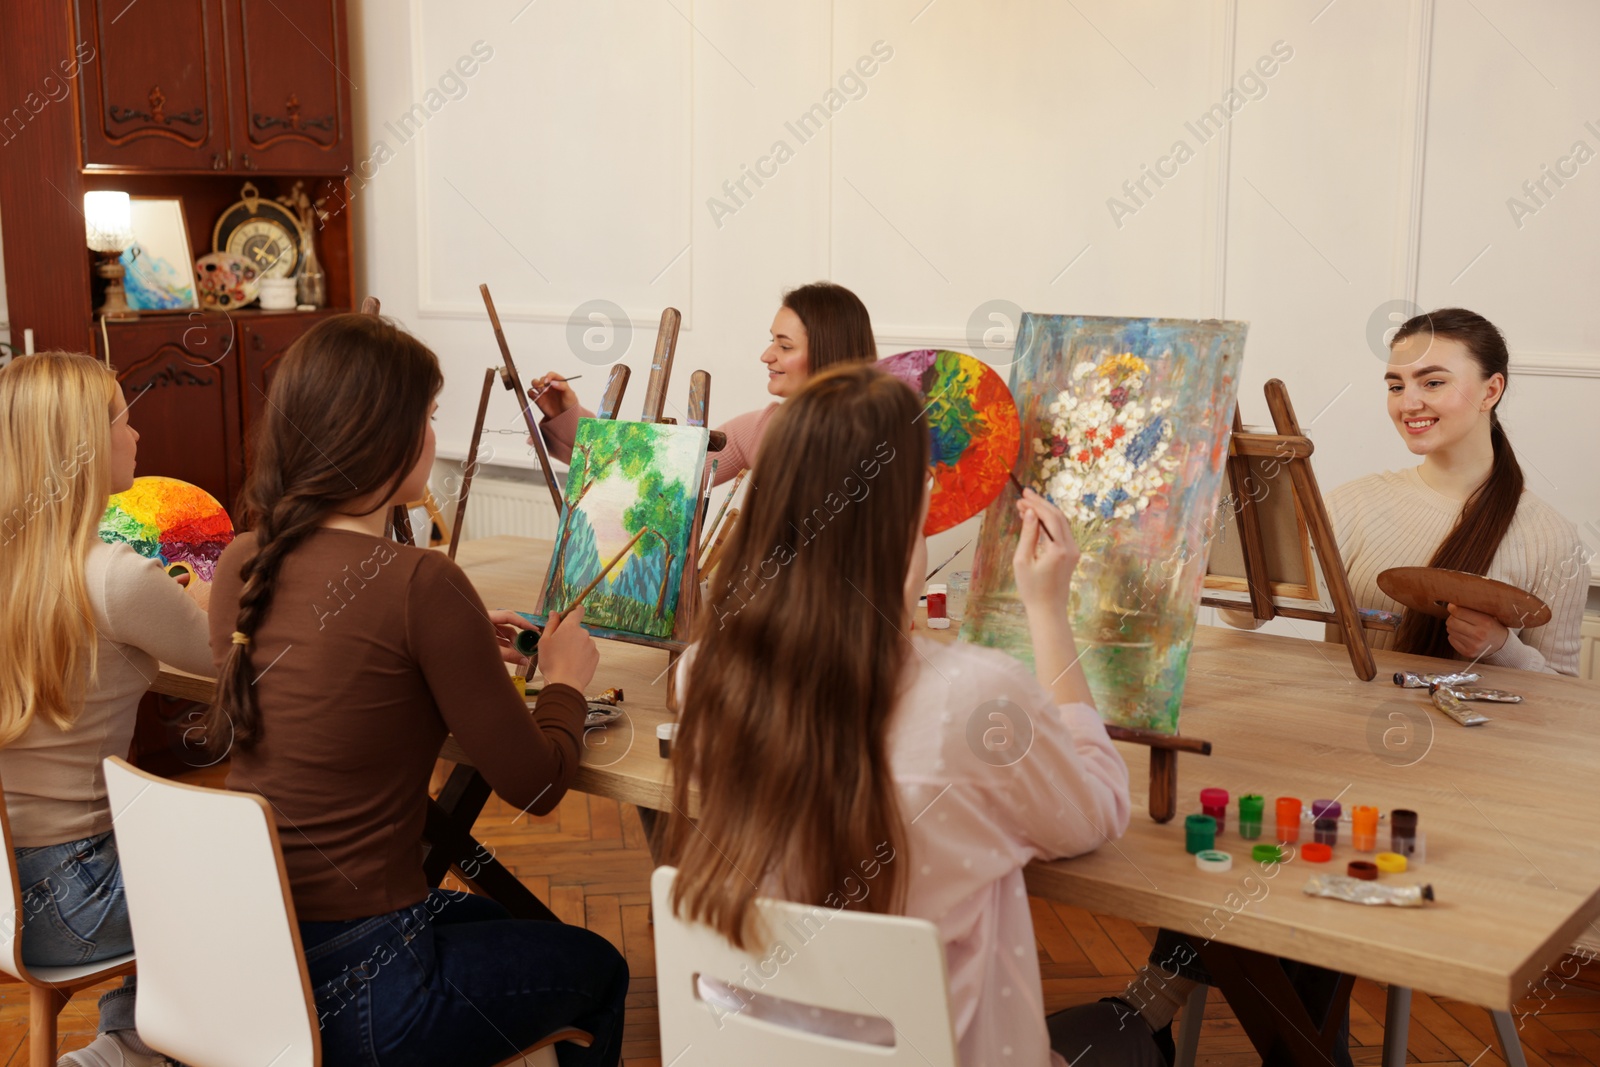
[194,251,261,310]
[100,476,235,582]
[879,349,1021,535]
[1376,566,1552,629]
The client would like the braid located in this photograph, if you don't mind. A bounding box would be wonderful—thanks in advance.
[205,493,327,752]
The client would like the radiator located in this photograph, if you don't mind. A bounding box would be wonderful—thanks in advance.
[455,476,563,543]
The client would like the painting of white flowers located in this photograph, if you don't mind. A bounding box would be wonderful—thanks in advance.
[960,313,1246,733]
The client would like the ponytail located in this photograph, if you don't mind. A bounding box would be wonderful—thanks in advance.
[204,314,443,752]
[1389,309,1524,660]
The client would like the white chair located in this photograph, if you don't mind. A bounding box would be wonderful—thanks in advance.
[0,777,137,1067]
[651,865,958,1066]
[103,757,588,1067]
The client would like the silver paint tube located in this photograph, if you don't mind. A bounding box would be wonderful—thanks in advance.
[1431,685,1491,726]
[1427,684,1522,703]
[1303,875,1434,907]
[1393,670,1480,689]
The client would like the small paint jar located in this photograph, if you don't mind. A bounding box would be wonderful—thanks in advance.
[926,584,950,630]
[657,722,678,759]
[1185,814,1216,854]
[1311,799,1342,822]
[1275,797,1302,844]
[514,628,541,658]
[1391,809,1419,857]
[1238,794,1265,840]
[1200,788,1229,835]
[1314,817,1339,847]
[1352,806,1379,852]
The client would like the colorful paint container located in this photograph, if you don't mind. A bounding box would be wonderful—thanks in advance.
[1185,814,1217,854]
[1352,806,1379,852]
[1314,817,1339,847]
[1200,788,1229,835]
[1391,809,1419,857]
[1238,794,1265,840]
[1276,797,1302,844]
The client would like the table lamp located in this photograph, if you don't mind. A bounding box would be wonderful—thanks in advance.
[84,190,138,320]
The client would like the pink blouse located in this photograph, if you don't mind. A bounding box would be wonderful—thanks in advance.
[540,402,774,488]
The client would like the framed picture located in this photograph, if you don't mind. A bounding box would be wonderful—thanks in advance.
[120,196,198,311]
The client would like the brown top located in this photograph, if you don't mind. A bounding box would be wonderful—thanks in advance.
[208,528,585,921]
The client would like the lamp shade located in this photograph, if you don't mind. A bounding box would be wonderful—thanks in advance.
[84,190,133,252]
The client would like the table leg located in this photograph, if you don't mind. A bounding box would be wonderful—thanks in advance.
[1195,939,1354,1067]
[1492,1010,1529,1067]
[424,764,561,924]
[1382,986,1411,1067]
[635,805,665,866]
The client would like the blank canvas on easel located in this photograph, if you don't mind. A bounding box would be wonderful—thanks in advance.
[541,418,709,640]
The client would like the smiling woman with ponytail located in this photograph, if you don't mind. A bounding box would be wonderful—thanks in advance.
[206,313,628,1067]
[1331,308,1585,674]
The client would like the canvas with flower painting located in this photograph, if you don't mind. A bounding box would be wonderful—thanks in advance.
[960,314,1246,733]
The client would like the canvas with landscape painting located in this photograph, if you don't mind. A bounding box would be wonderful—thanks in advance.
[541,419,710,640]
[960,314,1245,733]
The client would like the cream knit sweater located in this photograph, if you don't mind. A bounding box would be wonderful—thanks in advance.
[1326,467,1587,676]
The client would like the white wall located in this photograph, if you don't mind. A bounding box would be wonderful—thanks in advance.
[349,0,1600,587]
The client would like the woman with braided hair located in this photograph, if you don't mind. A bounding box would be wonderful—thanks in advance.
[206,314,628,1066]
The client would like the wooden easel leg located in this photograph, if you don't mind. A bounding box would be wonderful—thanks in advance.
[1150,748,1178,823]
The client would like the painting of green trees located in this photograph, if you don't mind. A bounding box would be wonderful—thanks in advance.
[540,418,710,640]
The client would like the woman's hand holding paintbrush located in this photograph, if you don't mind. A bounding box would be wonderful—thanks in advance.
[1012,485,1092,706]
[528,373,584,418]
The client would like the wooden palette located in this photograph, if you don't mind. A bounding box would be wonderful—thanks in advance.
[1376,566,1552,628]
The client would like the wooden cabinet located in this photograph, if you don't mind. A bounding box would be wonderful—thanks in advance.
[101,316,245,512]
[230,0,349,174]
[76,0,231,171]
[75,0,349,174]
[241,309,338,435]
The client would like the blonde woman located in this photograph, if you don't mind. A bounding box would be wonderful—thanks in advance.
[0,353,212,1067]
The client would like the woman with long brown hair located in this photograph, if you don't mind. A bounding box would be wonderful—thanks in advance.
[659,362,1131,1066]
[1333,307,1585,672]
[205,314,627,1066]
[531,281,877,485]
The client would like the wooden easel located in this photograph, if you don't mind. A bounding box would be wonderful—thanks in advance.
[1200,378,1380,682]
[456,296,723,655]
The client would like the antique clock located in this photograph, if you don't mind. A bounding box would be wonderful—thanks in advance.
[212,182,303,281]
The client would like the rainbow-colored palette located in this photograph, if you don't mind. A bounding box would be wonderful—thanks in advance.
[879,349,1021,535]
[100,476,234,581]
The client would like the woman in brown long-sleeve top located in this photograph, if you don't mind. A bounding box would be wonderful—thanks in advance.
[206,314,627,1067]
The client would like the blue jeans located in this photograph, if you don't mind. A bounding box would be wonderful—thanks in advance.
[13,830,136,1032]
[300,889,628,1067]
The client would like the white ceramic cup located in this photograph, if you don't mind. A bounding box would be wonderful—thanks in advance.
[259,277,298,310]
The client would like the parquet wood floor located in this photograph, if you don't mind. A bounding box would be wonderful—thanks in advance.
[8,763,1598,1065]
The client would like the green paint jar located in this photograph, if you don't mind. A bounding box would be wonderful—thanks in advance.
[1252,843,1283,864]
[1185,813,1216,854]
[1238,793,1265,840]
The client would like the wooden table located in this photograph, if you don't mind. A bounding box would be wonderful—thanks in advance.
[157,536,1600,1060]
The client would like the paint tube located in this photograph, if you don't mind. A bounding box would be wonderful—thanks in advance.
[1430,685,1490,727]
[1426,684,1521,703]
[1393,670,1480,689]
[1303,875,1433,907]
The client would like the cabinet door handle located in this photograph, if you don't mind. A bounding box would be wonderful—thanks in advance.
[241,153,255,170]
[253,333,266,351]
[211,152,224,170]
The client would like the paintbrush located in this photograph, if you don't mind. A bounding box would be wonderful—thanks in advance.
[564,528,648,613]
[698,468,747,566]
[698,459,719,528]
[1008,472,1056,542]
[529,374,584,404]
[925,538,973,582]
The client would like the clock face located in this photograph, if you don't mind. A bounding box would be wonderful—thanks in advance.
[226,219,299,280]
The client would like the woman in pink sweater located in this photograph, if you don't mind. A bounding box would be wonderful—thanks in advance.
[660,363,1132,1066]
[531,282,876,486]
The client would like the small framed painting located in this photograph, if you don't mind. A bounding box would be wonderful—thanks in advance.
[121,196,198,311]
